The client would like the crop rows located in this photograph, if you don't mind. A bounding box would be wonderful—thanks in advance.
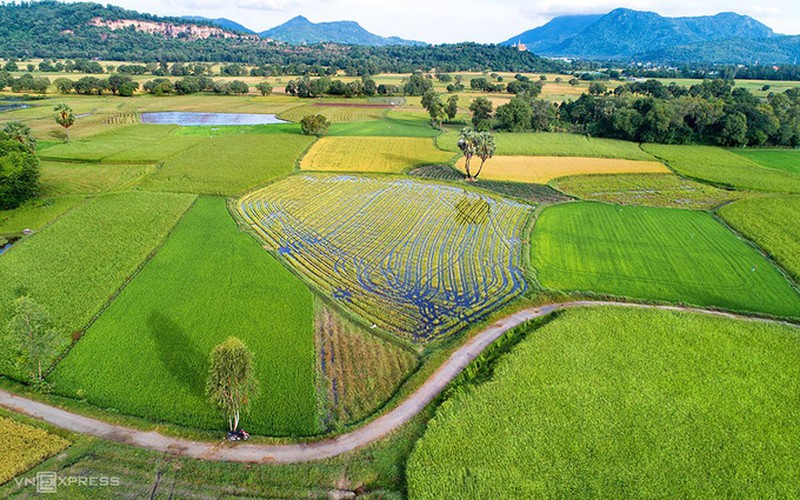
[239,175,532,341]
[0,417,70,484]
[300,136,454,174]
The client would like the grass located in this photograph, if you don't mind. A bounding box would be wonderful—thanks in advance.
[0,195,84,236]
[279,104,389,123]
[316,302,418,426]
[643,144,800,193]
[456,156,667,183]
[530,202,800,318]
[39,161,155,195]
[437,132,656,161]
[239,175,532,341]
[40,125,203,163]
[139,133,314,195]
[172,123,303,136]
[51,198,317,436]
[719,196,800,282]
[732,149,800,174]
[552,173,741,209]
[0,416,70,484]
[0,192,196,377]
[328,113,438,138]
[408,306,800,498]
[300,137,453,173]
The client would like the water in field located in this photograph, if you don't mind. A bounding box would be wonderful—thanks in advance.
[0,103,29,113]
[141,112,287,126]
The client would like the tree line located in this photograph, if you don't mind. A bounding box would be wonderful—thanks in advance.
[423,78,800,147]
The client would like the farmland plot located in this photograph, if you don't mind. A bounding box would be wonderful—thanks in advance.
[279,104,389,123]
[455,156,667,183]
[51,198,317,436]
[408,307,800,498]
[239,175,532,341]
[719,196,800,281]
[0,417,70,484]
[530,202,800,318]
[300,137,454,173]
[732,149,800,175]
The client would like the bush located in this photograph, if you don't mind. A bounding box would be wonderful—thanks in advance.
[300,114,330,136]
[0,139,40,209]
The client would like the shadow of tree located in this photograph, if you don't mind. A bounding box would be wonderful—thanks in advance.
[147,311,207,398]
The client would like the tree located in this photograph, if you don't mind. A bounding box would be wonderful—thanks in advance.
[568,78,580,87]
[5,296,61,385]
[421,90,446,128]
[718,112,748,147]
[472,131,496,180]
[496,96,532,132]
[469,97,493,130]
[300,114,330,136]
[445,95,459,121]
[255,82,273,96]
[457,128,477,180]
[206,337,258,432]
[2,121,36,153]
[588,82,607,96]
[403,72,433,96]
[0,137,40,209]
[53,104,75,142]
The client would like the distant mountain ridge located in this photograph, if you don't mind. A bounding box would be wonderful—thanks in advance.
[180,16,255,34]
[259,15,425,46]
[503,8,784,63]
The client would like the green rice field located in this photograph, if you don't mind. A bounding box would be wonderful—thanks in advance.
[437,132,655,160]
[0,192,195,377]
[643,144,800,193]
[408,307,800,498]
[51,197,318,436]
[732,149,800,174]
[719,196,800,281]
[530,202,800,318]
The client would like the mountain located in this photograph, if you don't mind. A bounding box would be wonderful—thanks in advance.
[180,16,254,34]
[260,15,425,46]
[501,14,603,53]
[642,35,800,65]
[504,9,777,61]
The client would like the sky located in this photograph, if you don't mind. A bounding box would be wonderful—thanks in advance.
[64,0,800,43]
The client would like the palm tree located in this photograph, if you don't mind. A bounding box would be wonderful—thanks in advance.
[1,121,36,153]
[53,104,75,142]
[457,128,477,180]
[472,132,497,180]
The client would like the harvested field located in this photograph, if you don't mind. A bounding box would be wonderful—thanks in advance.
[456,156,668,183]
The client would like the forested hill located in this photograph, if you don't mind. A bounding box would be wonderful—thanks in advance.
[504,8,782,63]
[259,16,424,46]
[0,2,562,72]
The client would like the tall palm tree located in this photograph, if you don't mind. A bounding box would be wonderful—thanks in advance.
[53,103,75,143]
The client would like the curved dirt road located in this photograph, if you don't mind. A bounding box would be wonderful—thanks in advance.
[0,301,795,464]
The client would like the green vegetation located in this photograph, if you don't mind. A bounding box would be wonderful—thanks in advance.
[530,202,800,318]
[300,136,453,173]
[0,416,70,484]
[0,133,39,210]
[51,198,317,436]
[552,173,740,209]
[328,114,438,137]
[207,337,259,432]
[720,196,800,281]
[39,161,154,195]
[316,303,418,425]
[408,307,800,498]
[438,131,655,160]
[139,134,313,195]
[643,144,800,192]
[239,175,531,341]
[0,192,195,377]
[732,149,800,174]
[0,195,83,236]
[41,125,203,163]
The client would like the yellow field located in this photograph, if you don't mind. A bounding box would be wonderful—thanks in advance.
[279,104,389,123]
[301,137,454,173]
[0,417,70,484]
[456,155,668,183]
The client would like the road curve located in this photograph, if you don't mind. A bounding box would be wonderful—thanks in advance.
[0,301,795,464]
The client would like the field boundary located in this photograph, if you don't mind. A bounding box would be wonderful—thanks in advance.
[1,301,798,464]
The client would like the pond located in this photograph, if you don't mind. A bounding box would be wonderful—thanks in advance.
[140,112,287,126]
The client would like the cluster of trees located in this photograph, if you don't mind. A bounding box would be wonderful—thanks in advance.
[0,121,39,210]
[141,77,250,96]
[53,74,139,96]
[300,114,330,136]
[0,72,50,93]
[619,64,800,83]
[459,78,800,147]
[284,75,379,98]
